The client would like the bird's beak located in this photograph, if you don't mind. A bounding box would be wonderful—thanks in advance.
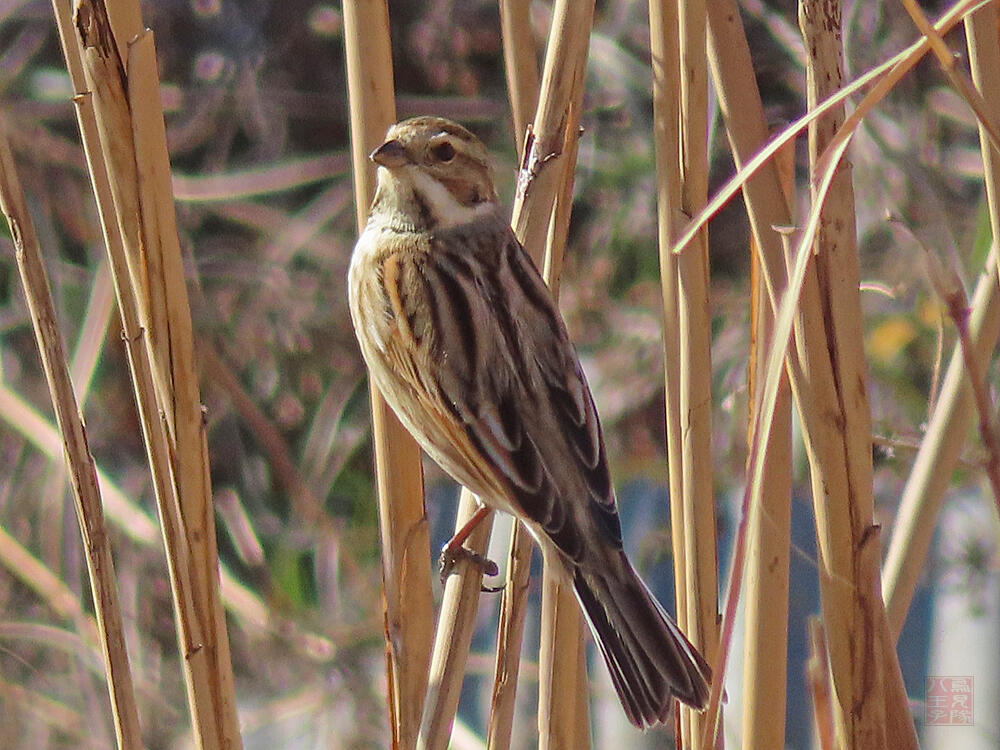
[370,139,409,169]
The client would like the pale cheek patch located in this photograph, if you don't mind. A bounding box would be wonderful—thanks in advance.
[409,168,496,228]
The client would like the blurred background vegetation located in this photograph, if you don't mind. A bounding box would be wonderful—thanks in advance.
[0,0,996,747]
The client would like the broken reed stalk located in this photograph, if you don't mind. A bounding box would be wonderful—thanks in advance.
[0,121,142,750]
[487,4,540,747]
[741,139,794,750]
[882,0,1000,638]
[675,2,721,746]
[64,1,241,747]
[343,2,434,748]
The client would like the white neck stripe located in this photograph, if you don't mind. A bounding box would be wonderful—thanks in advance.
[407,168,496,228]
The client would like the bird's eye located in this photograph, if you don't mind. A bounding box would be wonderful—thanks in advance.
[431,141,456,162]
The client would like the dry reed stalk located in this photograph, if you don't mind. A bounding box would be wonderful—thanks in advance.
[343,2,433,748]
[537,567,588,748]
[63,1,241,746]
[486,518,533,750]
[514,2,595,745]
[675,2,721,746]
[796,2,889,746]
[499,0,539,156]
[701,2,985,746]
[509,0,593,255]
[967,3,1000,296]
[129,30,242,747]
[36,258,113,536]
[882,1,1000,638]
[418,497,496,750]
[740,139,794,750]
[805,618,835,750]
[0,121,141,750]
[537,129,590,750]
[647,5,690,741]
[487,7,541,744]
[35,259,114,568]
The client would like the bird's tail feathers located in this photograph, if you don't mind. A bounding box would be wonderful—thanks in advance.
[572,554,711,728]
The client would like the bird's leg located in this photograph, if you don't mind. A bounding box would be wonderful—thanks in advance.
[438,504,503,591]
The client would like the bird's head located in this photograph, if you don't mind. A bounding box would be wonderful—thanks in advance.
[368,116,500,230]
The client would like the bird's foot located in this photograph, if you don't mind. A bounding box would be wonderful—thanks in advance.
[438,545,503,593]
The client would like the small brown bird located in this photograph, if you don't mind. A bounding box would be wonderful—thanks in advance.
[348,116,710,727]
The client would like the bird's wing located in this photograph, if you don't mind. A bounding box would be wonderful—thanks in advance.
[375,247,509,503]
[419,227,624,563]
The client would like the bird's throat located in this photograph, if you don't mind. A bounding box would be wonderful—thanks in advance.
[373,167,498,231]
